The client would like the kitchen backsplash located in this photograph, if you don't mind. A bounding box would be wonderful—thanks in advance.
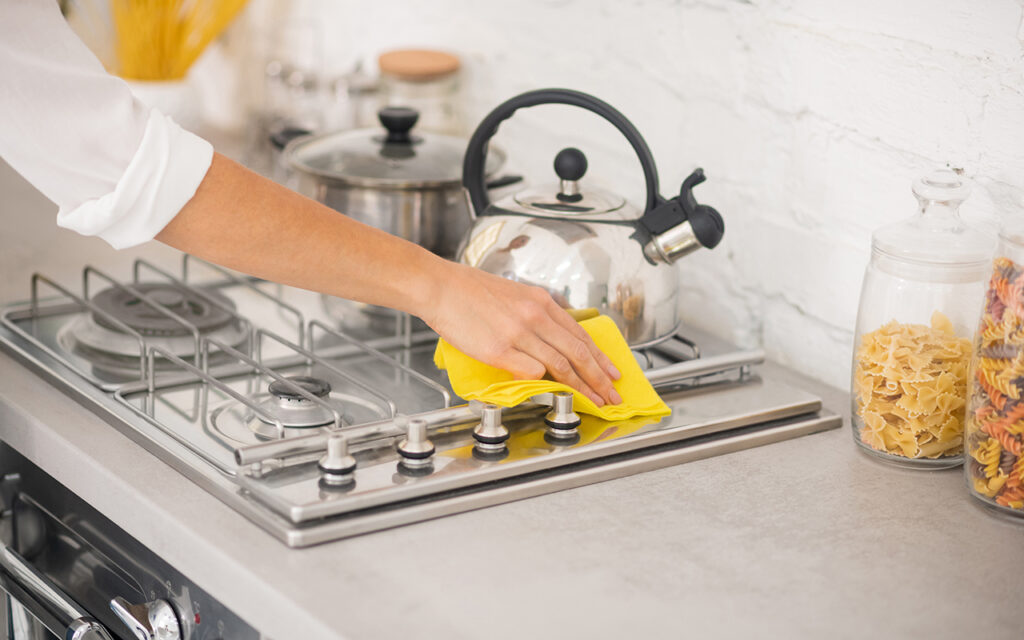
[3,0,1023,391]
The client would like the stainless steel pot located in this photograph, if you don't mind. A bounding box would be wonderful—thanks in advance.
[458,89,725,347]
[284,107,510,258]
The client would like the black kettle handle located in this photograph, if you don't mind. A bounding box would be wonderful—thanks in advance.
[462,88,661,216]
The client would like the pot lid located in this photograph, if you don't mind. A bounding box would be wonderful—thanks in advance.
[286,107,502,188]
[503,147,630,220]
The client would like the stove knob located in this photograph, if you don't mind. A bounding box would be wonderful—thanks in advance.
[110,596,182,640]
[397,418,435,469]
[472,404,510,454]
[545,391,581,441]
[318,433,357,486]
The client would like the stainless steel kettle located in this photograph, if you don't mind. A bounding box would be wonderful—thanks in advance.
[458,89,725,347]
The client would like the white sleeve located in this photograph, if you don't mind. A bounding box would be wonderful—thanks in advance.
[0,0,214,249]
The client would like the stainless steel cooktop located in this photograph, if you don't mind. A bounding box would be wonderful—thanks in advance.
[0,255,840,547]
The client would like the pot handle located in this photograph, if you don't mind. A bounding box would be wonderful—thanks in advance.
[462,88,661,216]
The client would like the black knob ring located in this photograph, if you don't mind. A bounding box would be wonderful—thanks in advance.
[461,89,661,216]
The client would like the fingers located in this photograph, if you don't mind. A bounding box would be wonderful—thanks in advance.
[512,331,606,406]
[544,298,621,381]
[532,319,623,406]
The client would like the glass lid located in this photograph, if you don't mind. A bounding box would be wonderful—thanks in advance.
[872,169,994,266]
[286,107,503,188]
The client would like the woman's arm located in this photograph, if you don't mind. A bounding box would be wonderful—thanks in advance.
[157,152,623,406]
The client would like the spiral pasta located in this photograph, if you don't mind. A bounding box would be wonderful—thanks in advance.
[853,311,971,459]
[965,257,1024,513]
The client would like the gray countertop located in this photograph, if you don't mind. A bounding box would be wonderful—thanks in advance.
[1,349,1020,640]
[1,161,1020,639]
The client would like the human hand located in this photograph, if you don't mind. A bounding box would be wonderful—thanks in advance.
[421,262,623,406]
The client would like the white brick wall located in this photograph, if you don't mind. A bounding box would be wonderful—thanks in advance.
[296,0,1024,389]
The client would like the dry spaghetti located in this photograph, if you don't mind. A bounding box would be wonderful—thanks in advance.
[109,0,247,80]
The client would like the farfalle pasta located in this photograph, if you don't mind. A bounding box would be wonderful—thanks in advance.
[853,311,971,459]
[965,257,1024,513]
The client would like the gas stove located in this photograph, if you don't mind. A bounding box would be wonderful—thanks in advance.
[0,254,840,547]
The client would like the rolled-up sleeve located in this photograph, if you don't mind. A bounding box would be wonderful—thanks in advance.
[0,0,213,249]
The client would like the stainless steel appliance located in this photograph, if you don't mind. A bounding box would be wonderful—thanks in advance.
[0,254,840,551]
[0,443,257,639]
[284,106,512,258]
[459,89,725,346]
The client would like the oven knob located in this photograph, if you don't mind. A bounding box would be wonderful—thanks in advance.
[318,432,357,486]
[472,404,509,454]
[544,391,581,442]
[397,418,435,470]
[110,596,182,640]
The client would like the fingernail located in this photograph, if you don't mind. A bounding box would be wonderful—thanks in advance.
[588,392,603,406]
[610,389,623,405]
[607,365,621,380]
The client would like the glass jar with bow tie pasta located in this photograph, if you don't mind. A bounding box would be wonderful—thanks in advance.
[851,169,995,469]
[963,217,1024,520]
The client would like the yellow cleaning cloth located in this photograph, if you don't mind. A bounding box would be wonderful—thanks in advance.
[434,314,671,421]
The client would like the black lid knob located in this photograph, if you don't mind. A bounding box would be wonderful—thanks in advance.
[378,107,419,143]
[554,147,588,181]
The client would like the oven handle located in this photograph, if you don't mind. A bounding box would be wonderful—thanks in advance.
[0,544,114,640]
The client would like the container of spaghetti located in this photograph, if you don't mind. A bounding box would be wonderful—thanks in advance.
[851,170,994,468]
[964,223,1024,519]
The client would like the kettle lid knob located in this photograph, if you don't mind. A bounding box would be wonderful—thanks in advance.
[554,147,587,202]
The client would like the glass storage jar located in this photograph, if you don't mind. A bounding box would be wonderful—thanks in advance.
[377,49,463,135]
[963,218,1024,520]
[851,169,994,468]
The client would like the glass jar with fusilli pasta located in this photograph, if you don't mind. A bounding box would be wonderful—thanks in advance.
[851,169,995,469]
[964,221,1024,520]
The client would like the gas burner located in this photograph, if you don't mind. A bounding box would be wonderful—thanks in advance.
[207,375,390,444]
[91,283,235,336]
[257,376,339,430]
[58,282,247,375]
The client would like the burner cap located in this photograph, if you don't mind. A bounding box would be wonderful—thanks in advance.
[91,283,235,337]
[268,376,332,401]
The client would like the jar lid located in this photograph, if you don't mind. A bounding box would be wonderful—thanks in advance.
[285,107,502,188]
[872,169,994,266]
[378,49,460,81]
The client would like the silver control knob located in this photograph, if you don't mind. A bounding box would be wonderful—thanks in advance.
[472,404,510,454]
[545,391,581,440]
[110,596,181,640]
[397,418,435,469]
[318,432,357,486]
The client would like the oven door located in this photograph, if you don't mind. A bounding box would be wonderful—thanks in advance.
[0,469,117,640]
[0,541,114,639]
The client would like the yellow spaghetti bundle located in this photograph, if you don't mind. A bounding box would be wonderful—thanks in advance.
[110,0,247,80]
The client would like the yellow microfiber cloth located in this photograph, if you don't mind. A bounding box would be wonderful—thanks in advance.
[433,314,671,421]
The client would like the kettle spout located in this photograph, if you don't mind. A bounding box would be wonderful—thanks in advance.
[644,220,704,264]
[639,168,725,264]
